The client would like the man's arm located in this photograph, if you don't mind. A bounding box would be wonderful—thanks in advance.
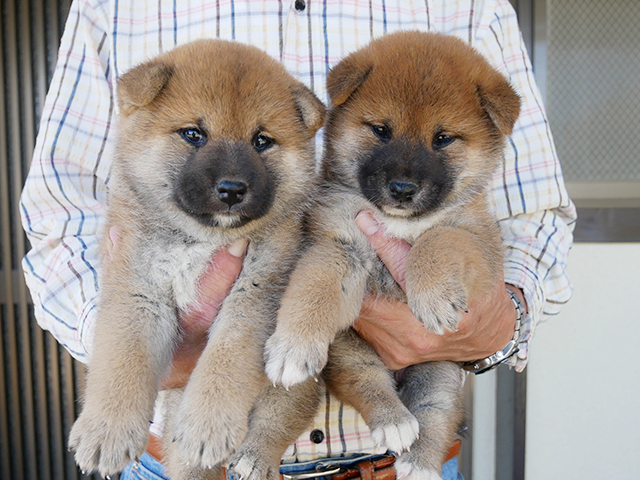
[20,0,115,361]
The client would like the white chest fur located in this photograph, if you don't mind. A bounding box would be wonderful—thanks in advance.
[376,207,453,244]
[146,240,220,311]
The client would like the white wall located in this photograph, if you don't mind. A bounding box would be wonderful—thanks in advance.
[525,243,640,479]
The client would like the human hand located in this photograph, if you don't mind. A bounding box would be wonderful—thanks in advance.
[352,211,526,371]
[105,226,247,389]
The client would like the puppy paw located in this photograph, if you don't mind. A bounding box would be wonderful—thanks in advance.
[172,391,247,469]
[394,459,442,480]
[68,409,149,477]
[264,331,329,389]
[406,280,467,335]
[370,414,419,454]
[229,449,280,480]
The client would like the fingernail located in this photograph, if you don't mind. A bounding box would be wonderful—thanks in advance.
[227,238,248,258]
[355,211,380,236]
[107,227,117,253]
[106,225,124,259]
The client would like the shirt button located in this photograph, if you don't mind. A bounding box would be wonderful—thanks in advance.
[295,0,306,11]
[310,429,325,444]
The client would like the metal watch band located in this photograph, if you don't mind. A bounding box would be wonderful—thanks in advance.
[461,287,525,374]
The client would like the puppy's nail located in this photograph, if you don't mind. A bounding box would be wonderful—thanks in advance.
[355,211,380,236]
[313,376,319,383]
[228,238,249,258]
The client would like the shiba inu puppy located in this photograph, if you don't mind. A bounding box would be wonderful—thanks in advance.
[69,39,325,479]
[266,31,520,479]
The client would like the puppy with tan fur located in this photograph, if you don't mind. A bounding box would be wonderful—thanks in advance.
[266,31,521,479]
[68,39,325,478]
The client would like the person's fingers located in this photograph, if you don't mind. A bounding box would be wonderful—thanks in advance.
[354,296,432,370]
[197,239,247,306]
[355,211,411,290]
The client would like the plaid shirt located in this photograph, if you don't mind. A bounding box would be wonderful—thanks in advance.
[21,0,575,461]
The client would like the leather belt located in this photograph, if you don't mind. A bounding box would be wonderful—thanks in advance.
[146,434,461,479]
[325,440,461,480]
[147,433,164,462]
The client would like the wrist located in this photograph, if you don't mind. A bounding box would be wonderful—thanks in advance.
[461,286,525,374]
[506,284,528,317]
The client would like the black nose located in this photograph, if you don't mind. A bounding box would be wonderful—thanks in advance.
[388,181,417,202]
[216,180,247,207]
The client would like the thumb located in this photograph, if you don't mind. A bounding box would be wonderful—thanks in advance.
[185,238,248,329]
[197,238,248,308]
[105,225,122,260]
[355,211,411,290]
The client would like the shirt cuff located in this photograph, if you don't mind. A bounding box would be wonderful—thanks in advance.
[503,254,545,372]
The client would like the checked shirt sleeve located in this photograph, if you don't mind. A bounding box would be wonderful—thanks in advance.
[20,0,115,362]
[473,0,577,371]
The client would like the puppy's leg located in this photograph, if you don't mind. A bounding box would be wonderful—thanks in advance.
[229,381,322,480]
[69,241,179,477]
[173,234,300,469]
[405,224,502,335]
[394,362,465,480]
[162,389,225,480]
[172,282,272,468]
[324,330,419,454]
[265,239,371,388]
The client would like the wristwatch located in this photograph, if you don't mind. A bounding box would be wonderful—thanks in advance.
[461,287,525,374]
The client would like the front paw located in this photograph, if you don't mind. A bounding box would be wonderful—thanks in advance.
[370,413,419,454]
[394,458,443,480]
[172,389,247,469]
[68,407,149,477]
[264,331,329,389]
[229,447,280,480]
[406,280,467,335]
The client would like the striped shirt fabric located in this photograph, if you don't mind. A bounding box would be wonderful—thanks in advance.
[20,0,576,461]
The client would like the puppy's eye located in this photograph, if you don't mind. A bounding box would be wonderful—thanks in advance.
[433,134,456,149]
[370,124,392,142]
[180,128,207,147]
[253,133,274,152]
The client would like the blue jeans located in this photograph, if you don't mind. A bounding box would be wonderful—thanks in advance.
[120,453,464,480]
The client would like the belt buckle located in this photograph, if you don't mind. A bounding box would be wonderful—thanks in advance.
[281,466,342,479]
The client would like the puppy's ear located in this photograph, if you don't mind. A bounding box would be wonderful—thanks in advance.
[290,84,326,134]
[476,72,521,137]
[327,55,373,107]
[117,62,173,115]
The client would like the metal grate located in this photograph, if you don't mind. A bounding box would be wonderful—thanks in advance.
[0,0,108,478]
[546,0,640,182]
